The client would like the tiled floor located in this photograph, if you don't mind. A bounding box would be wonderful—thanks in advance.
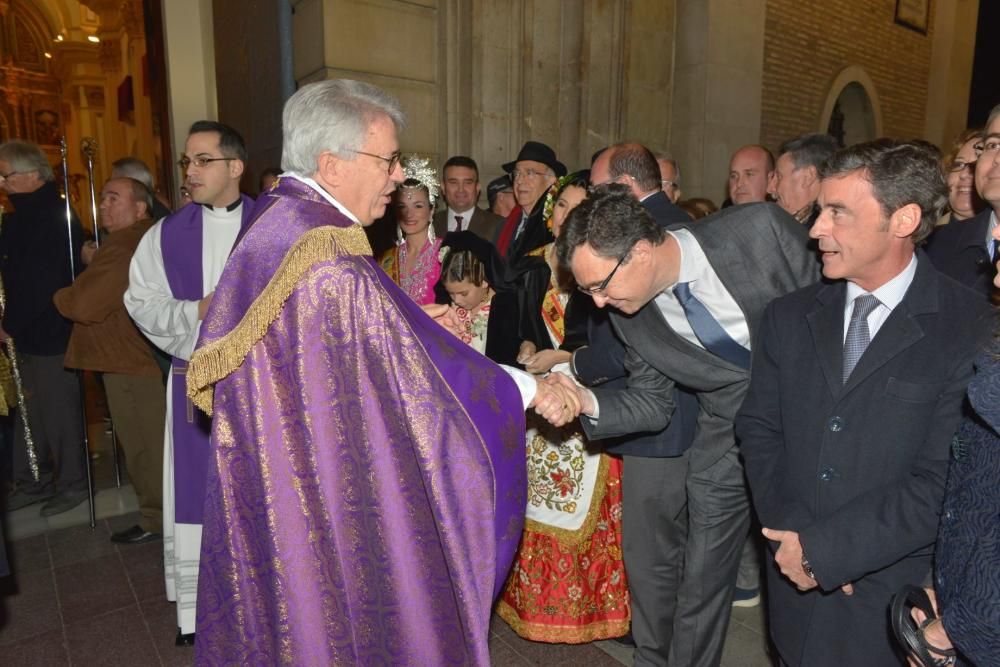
[0,430,774,667]
[0,506,775,666]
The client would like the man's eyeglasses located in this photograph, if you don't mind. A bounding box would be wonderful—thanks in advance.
[0,170,19,180]
[511,168,552,181]
[177,156,236,170]
[345,148,401,174]
[662,179,678,189]
[577,253,629,296]
[973,137,1000,158]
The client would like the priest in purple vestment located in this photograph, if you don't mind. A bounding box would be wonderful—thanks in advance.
[187,80,572,665]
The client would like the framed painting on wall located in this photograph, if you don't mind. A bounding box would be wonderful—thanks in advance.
[895,0,930,34]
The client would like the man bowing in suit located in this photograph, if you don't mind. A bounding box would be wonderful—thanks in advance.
[736,139,992,666]
[546,184,819,667]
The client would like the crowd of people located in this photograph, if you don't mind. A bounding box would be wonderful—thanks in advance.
[0,77,997,667]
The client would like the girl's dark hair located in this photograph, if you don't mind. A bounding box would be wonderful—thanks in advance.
[441,249,488,287]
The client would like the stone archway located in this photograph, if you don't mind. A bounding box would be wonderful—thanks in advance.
[819,66,883,147]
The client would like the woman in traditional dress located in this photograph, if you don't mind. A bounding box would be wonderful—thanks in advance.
[378,156,442,305]
[496,172,630,643]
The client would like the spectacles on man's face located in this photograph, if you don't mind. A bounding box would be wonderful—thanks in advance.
[973,136,1000,158]
[345,148,401,174]
[577,253,629,296]
[662,179,678,189]
[511,168,552,181]
[177,156,235,170]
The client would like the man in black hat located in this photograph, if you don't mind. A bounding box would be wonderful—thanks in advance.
[487,174,516,220]
[496,140,566,262]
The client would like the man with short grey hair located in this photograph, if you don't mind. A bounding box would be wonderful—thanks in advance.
[768,133,838,227]
[655,152,682,203]
[111,156,172,220]
[0,140,87,517]
[186,79,532,665]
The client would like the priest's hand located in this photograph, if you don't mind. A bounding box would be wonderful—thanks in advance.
[529,373,583,426]
[545,371,595,415]
[81,241,98,266]
[762,527,818,591]
[422,303,461,337]
[198,292,214,320]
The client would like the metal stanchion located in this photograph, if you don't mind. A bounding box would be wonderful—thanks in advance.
[60,137,96,530]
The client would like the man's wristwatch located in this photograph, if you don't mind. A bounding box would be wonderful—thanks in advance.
[801,554,816,580]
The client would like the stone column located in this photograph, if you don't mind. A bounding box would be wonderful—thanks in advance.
[671,0,767,203]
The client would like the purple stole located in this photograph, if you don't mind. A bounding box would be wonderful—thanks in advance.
[160,196,254,524]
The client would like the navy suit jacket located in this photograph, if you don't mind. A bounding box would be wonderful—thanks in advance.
[924,209,995,300]
[737,252,992,666]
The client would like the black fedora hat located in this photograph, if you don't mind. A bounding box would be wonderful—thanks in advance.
[502,141,567,178]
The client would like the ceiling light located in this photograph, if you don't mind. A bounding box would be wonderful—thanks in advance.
[44,52,52,58]
[55,34,64,42]
[88,35,100,43]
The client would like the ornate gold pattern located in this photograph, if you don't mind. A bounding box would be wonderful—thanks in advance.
[187,223,372,414]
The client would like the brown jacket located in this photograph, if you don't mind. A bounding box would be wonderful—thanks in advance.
[54,218,160,376]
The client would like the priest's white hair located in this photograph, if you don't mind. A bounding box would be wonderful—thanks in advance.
[281,79,406,176]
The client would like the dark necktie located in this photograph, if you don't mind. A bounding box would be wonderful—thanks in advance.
[842,293,881,383]
[672,282,750,369]
[455,214,464,231]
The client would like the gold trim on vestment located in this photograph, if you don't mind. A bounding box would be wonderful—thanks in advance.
[523,452,611,549]
[186,224,372,414]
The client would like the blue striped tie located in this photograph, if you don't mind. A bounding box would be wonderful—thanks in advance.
[842,293,881,383]
[672,282,750,370]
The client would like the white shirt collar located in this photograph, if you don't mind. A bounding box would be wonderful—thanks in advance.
[845,252,918,311]
[286,173,360,224]
[449,206,475,218]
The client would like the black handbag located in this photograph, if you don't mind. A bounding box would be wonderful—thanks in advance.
[889,584,957,667]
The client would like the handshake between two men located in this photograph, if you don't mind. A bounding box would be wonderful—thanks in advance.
[423,303,592,427]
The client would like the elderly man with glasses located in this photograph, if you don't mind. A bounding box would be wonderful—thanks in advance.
[182,79,575,665]
[124,120,254,647]
[540,183,819,667]
[495,140,566,261]
[0,140,87,517]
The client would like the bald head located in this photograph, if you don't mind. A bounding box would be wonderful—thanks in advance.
[99,177,152,233]
[590,142,661,199]
[728,144,774,204]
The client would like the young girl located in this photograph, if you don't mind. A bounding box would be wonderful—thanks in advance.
[436,230,520,366]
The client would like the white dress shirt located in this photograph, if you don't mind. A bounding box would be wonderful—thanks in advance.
[446,207,475,233]
[653,228,750,351]
[584,228,748,419]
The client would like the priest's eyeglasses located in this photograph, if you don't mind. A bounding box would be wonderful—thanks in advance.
[345,149,402,174]
[177,156,236,170]
[577,253,628,296]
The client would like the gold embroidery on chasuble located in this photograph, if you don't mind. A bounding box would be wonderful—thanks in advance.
[186,223,372,415]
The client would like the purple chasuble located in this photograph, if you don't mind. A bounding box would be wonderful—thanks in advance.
[188,177,526,666]
[160,196,254,524]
